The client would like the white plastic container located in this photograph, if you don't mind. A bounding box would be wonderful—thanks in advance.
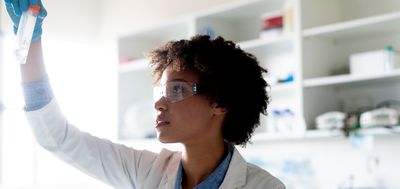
[15,5,40,64]
[283,0,295,35]
[350,46,400,75]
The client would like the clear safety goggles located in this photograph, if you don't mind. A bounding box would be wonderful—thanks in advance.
[153,81,205,103]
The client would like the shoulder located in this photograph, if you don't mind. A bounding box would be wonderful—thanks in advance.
[223,148,285,189]
[158,148,181,160]
[245,162,286,189]
[149,148,181,169]
[126,148,180,167]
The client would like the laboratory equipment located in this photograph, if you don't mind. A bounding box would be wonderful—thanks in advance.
[315,111,346,130]
[15,5,40,64]
[360,107,399,128]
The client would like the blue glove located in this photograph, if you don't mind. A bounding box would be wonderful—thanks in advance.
[4,0,47,42]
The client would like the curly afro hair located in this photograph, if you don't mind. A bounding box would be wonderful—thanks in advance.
[147,35,270,146]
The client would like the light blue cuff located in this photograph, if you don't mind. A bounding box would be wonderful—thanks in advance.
[22,78,54,111]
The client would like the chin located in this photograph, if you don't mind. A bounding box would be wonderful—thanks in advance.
[157,134,179,144]
[158,138,177,144]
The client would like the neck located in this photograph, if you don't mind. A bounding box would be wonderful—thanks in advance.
[180,139,226,189]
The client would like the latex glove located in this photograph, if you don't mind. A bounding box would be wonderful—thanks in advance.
[4,0,47,42]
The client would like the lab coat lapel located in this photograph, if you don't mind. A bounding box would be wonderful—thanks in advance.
[158,151,181,189]
[219,147,247,189]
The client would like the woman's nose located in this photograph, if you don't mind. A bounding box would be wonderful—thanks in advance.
[154,97,167,112]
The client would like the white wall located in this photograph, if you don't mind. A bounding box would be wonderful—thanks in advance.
[99,0,233,38]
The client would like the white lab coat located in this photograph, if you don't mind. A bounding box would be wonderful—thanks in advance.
[25,99,286,189]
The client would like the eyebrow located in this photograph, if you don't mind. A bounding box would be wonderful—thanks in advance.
[155,78,189,86]
[170,78,189,82]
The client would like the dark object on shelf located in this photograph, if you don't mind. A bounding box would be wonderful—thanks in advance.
[343,106,374,137]
[376,99,400,110]
[329,65,349,76]
[343,113,360,137]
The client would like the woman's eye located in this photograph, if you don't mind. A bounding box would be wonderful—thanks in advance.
[172,85,183,94]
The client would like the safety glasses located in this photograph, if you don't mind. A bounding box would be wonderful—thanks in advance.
[153,81,205,103]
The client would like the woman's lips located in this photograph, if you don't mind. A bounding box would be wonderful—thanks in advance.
[156,117,170,128]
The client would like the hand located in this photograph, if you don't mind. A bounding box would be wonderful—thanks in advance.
[4,0,47,42]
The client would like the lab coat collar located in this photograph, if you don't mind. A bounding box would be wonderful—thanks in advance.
[219,147,247,189]
[162,150,181,189]
[161,146,247,189]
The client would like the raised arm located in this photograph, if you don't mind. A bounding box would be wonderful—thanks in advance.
[3,2,163,188]
[20,39,46,82]
[4,0,47,82]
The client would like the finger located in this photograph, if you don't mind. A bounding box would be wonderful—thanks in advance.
[12,0,21,16]
[30,0,38,5]
[37,0,47,19]
[5,1,15,15]
[38,8,47,19]
[20,0,29,12]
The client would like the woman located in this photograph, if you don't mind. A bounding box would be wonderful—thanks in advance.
[4,0,285,188]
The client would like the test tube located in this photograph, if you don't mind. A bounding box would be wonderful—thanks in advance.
[15,5,41,64]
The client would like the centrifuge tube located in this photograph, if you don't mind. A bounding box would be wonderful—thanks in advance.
[15,5,40,64]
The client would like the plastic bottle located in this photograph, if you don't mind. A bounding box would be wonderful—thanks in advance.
[15,5,41,64]
[283,108,295,131]
[283,0,294,35]
[275,109,292,133]
[266,110,279,133]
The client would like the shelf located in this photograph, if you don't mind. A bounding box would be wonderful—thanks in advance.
[194,0,278,20]
[118,59,150,73]
[252,130,345,142]
[118,126,400,145]
[269,82,296,93]
[354,126,400,136]
[252,126,400,143]
[238,35,293,50]
[118,20,190,60]
[303,11,400,40]
[303,69,400,88]
[194,0,284,42]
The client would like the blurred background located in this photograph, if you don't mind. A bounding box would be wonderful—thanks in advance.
[1,0,400,188]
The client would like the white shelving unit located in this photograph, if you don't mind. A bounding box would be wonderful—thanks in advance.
[301,0,400,129]
[303,12,400,39]
[117,0,400,141]
[252,126,400,143]
[303,69,400,88]
[238,35,293,50]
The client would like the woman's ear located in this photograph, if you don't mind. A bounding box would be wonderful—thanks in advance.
[211,102,228,115]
